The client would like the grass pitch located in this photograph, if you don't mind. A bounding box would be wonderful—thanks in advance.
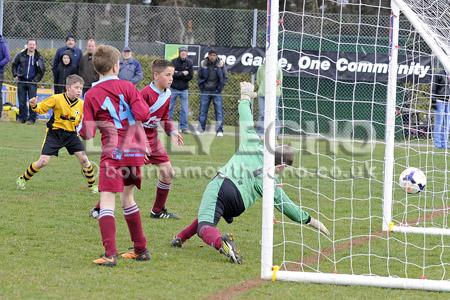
[0,121,449,299]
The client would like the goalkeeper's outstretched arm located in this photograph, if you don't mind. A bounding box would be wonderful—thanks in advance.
[274,186,330,236]
[239,80,329,236]
[237,82,260,149]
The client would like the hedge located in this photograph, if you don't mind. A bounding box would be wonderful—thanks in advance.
[3,48,253,127]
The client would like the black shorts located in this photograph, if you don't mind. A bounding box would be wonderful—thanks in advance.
[198,177,246,231]
[41,129,85,156]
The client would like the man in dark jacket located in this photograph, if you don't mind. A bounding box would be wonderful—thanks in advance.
[12,39,45,124]
[0,34,9,117]
[78,38,98,95]
[197,48,227,136]
[52,34,82,79]
[169,46,193,133]
[433,69,450,148]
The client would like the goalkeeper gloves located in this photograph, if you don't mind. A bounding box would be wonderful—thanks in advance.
[308,217,330,236]
[240,82,257,100]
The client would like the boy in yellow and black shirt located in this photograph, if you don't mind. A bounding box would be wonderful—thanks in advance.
[16,74,97,193]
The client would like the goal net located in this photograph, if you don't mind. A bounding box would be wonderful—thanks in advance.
[261,0,450,291]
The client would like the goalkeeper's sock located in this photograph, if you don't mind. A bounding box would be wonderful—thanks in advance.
[21,162,40,181]
[151,180,171,213]
[123,204,147,253]
[82,163,96,188]
[198,225,222,250]
[177,218,199,242]
[98,209,117,257]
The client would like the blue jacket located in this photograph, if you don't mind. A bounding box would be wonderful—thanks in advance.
[52,46,82,76]
[0,35,9,74]
[198,57,227,93]
[118,58,143,85]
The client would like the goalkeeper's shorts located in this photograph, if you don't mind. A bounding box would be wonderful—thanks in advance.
[197,176,245,226]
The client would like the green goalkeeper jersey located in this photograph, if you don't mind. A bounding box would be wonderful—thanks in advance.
[217,99,310,224]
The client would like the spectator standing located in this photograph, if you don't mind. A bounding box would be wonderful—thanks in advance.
[12,39,45,125]
[53,51,78,94]
[432,69,450,149]
[118,47,143,85]
[256,62,283,137]
[52,35,82,78]
[78,39,98,95]
[183,19,195,44]
[197,48,227,136]
[0,34,10,118]
[169,47,193,133]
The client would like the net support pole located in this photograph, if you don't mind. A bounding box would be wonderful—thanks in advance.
[0,0,4,36]
[124,3,131,48]
[382,2,400,232]
[251,8,258,85]
[393,0,450,75]
[261,0,278,280]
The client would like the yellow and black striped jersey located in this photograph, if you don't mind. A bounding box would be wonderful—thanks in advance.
[32,93,83,132]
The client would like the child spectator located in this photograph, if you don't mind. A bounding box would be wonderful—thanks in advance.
[52,34,82,77]
[54,51,78,94]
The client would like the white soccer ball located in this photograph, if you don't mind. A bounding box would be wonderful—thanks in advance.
[399,167,427,194]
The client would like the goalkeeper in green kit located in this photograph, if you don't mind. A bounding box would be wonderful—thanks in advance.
[171,82,329,264]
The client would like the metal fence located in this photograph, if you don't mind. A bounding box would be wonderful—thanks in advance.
[0,1,430,136]
[2,1,261,53]
[1,1,395,51]
[1,1,264,128]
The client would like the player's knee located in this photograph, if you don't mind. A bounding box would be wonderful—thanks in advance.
[80,157,90,167]
[160,165,175,180]
[196,222,211,236]
[121,196,135,209]
[37,157,50,167]
[168,167,175,179]
[197,224,204,236]
[77,153,90,166]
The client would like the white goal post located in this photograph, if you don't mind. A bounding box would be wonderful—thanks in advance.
[383,0,450,236]
[261,0,450,292]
